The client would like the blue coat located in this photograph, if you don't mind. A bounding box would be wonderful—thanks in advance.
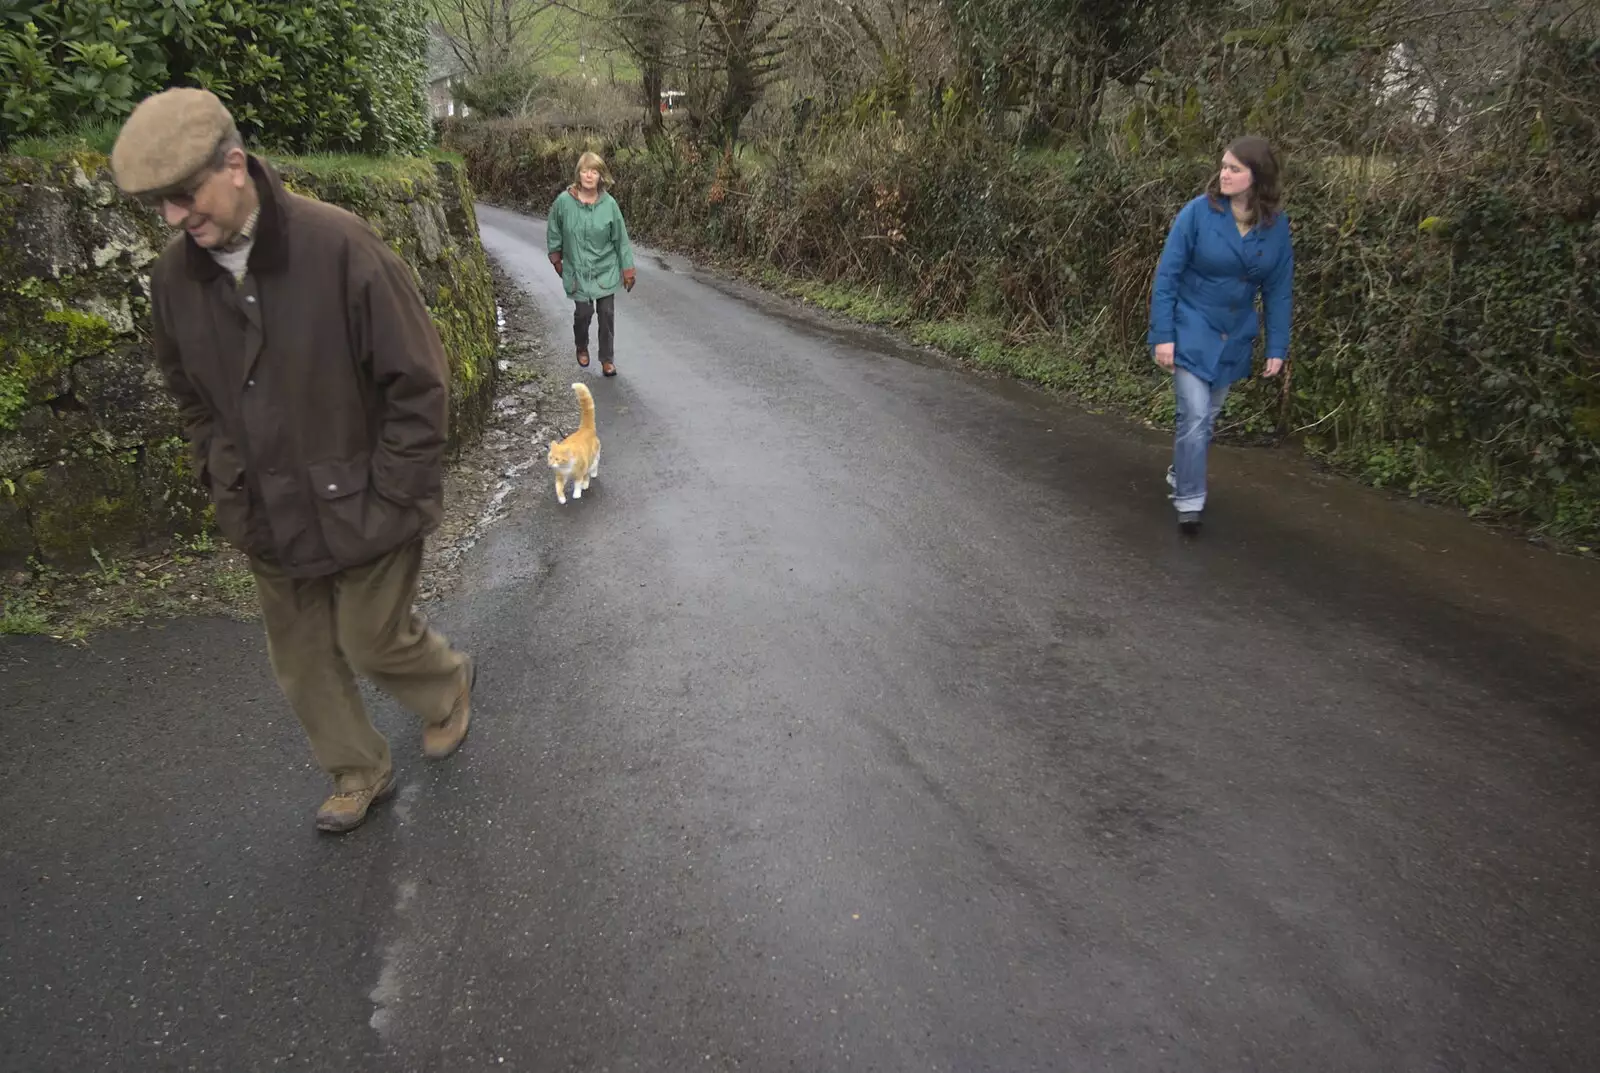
[1148,194,1294,386]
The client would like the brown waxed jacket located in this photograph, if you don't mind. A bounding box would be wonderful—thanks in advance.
[149,156,449,577]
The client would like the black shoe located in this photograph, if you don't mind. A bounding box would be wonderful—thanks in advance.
[1178,511,1202,536]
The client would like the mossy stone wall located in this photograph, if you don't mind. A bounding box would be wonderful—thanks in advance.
[0,154,498,569]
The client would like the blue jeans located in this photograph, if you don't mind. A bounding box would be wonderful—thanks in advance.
[1172,367,1231,513]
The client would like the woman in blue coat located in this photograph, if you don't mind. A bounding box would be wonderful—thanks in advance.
[1148,136,1294,535]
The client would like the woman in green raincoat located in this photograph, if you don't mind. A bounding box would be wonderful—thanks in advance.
[547,151,636,377]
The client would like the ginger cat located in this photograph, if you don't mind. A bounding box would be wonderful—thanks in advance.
[547,382,600,504]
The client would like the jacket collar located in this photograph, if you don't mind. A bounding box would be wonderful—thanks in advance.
[1206,192,1280,232]
[183,155,290,281]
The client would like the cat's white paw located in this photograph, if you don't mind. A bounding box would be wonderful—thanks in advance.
[573,485,583,499]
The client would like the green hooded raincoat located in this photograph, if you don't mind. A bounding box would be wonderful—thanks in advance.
[546,188,636,301]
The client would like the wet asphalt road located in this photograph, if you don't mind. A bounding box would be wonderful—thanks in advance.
[4,203,1600,1072]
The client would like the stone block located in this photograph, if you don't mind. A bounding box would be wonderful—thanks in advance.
[2,434,207,566]
[72,349,179,440]
[86,208,162,272]
[18,454,144,565]
[433,159,480,242]
[0,426,28,476]
[0,489,33,569]
[1,406,95,474]
[137,435,209,540]
[2,183,87,279]
[411,199,446,263]
[80,294,135,336]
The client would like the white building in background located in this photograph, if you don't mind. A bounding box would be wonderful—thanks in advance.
[426,23,470,120]
[1376,42,1440,125]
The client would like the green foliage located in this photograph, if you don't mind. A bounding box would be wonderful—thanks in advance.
[459,64,546,119]
[0,589,48,634]
[0,0,431,155]
[940,0,1224,138]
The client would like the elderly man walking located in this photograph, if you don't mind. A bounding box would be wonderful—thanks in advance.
[111,88,476,833]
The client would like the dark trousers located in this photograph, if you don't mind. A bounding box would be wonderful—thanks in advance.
[574,295,615,362]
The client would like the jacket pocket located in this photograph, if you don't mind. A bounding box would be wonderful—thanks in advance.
[307,454,414,568]
[206,440,256,552]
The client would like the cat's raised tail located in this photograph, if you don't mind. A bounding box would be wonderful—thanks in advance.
[573,382,596,431]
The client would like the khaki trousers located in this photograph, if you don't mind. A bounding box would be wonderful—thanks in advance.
[251,539,468,792]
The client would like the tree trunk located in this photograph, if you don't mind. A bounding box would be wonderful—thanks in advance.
[712,0,761,147]
[642,61,664,133]
[720,51,758,145]
[1079,61,1107,140]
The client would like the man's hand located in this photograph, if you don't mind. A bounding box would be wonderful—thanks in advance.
[1154,342,1175,371]
[1264,358,1285,378]
[549,252,563,277]
[622,267,636,292]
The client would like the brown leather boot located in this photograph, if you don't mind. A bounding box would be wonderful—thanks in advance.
[423,657,475,760]
[315,768,396,833]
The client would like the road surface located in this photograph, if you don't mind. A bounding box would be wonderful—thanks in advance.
[3,203,1598,1072]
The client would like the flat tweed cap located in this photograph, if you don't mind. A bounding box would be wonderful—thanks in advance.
[111,87,235,195]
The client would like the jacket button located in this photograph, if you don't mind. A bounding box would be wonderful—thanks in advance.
[327,483,338,492]
[246,379,255,388]
[245,296,256,304]
[1220,333,1229,341]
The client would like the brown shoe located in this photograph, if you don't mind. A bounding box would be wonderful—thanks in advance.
[315,768,396,834]
[576,348,590,368]
[423,656,475,760]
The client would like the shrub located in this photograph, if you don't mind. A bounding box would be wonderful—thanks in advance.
[0,0,430,155]
[459,65,546,120]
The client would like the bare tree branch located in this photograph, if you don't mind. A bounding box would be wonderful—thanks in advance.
[431,0,569,75]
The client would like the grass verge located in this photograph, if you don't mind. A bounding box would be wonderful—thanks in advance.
[732,256,1593,555]
[0,538,258,642]
[5,119,461,180]
[767,270,1178,430]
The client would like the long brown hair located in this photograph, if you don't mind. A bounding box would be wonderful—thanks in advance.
[1206,136,1283,225]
